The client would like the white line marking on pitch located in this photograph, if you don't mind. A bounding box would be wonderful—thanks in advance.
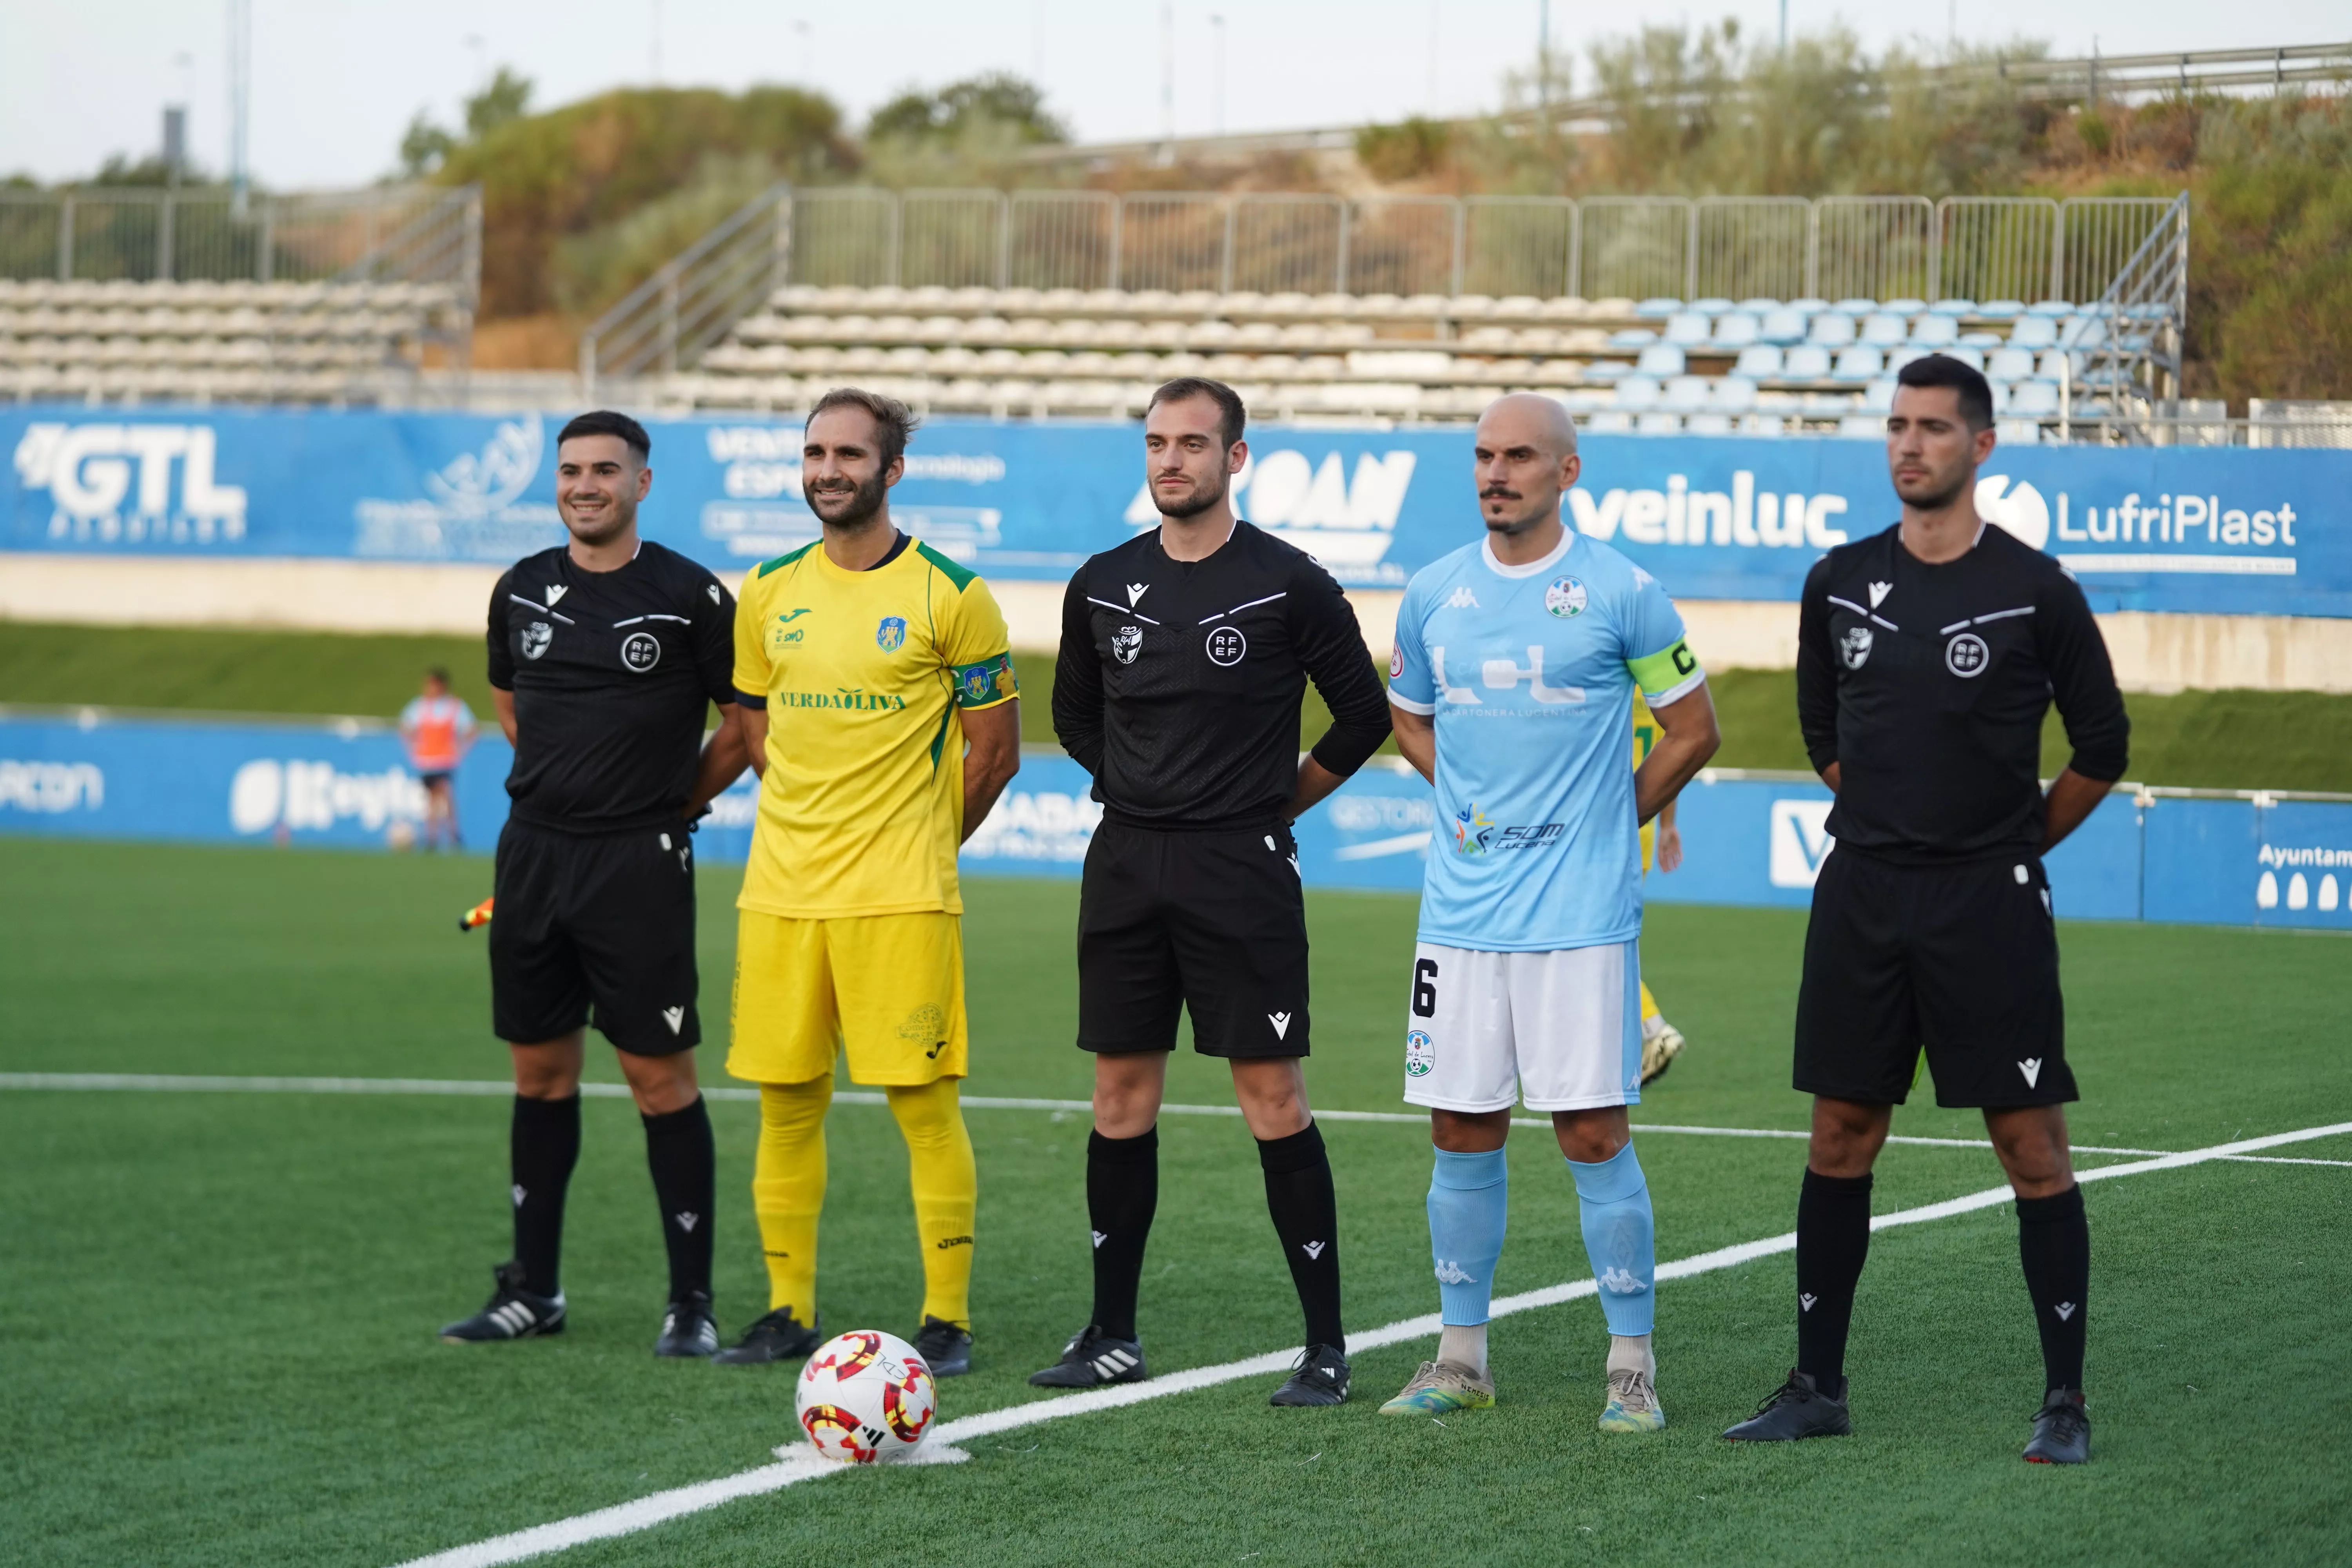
[386,1115,2352,1568]
[0,1073,2192,1157]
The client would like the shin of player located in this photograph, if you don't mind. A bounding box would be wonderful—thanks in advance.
[1722,356,2126,1463]
[716,388,1020,1379]
[1379,394,1718,1430]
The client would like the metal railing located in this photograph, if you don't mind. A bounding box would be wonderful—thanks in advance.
[0,183,480,295]
[582,182,794,396]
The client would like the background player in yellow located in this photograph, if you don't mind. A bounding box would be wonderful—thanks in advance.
[1633,692,1689,1084]
[713,388,1021,1377]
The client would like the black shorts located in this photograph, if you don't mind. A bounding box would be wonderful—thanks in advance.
[1077,819,1310,1058]
[490,816,701,1056]
[418,771,453,789]
[1795,847,2074,1109]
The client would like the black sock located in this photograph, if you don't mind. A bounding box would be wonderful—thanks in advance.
[511,1093,581,1298]
[1258,1121,1345,1354]
[1086,1127,1158,1341]
[1795,1168,1873,1395]
[2016,1184,2089,1394]
[642,1095,715,1302]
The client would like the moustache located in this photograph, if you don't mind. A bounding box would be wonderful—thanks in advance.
[1480,488,1520,500]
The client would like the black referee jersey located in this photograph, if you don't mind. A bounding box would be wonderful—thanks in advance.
[1054,521,1391,827]
[1796,521,2129,863]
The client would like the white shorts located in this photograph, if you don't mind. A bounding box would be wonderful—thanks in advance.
[1402,940,1644,1113]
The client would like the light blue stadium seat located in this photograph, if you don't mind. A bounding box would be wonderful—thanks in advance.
[1635,411,1684,435]
[1587,409,1636,433]
[1978,299,2025,320]
[1757,308,1808,345]
[1933,347,1984,373]
[1927,298,1977,316]
[1740,412,1787,436]
[2036,350,2072,382]
[1615,375,1663,410]
[1635,297,1684,318]
[1662,312,1712,345]
[1837,414,1887,438]
[1608,327,1659,348]
[1831,347,1884,382]
[1908,315,1960,348]
[1733,344,1784,377]
[1995,417,2043,445]
[2026,299,2073,317]
[1808,313,1858,347]
[2058,316,2107,348]
[1831,297,1877,314]
[1710,376,1760,412]
[1689,297,1735,314]
[1985,347,2036,382]
[1882,298,1927,316]
[1885,347,1925,374]
[1662,374,1712,410]
[1860,314,1908,347]
[1635,344,1687,376]
[2008,317,2058,348]
[1736,296,1782,313]
[1783,344,1833,379]
[1584,358,1631,381]
[1860,376,1900,412]
[1708,313,1760,350]
[1788,298,1830,313]
[1958,331,2003,348]
[2007,381,2061,417]
[1682,412,1735,435]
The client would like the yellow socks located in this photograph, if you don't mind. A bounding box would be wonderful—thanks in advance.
[886,1077,978,1330]
[1639,979,1660,1024]
[753,1076,832,1321]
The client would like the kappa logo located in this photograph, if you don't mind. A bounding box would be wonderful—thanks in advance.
[1269,1011,1293,1040]
[521,622,553,660]
[1434,1259,1476,1285]
[674,1212,699,1233]
[1112,624,1143,664]
[512,1184,527,1208]
[662,1005,686,1035]
[1125,582,1149,607]
[1839,625,1874,670]
[1302,1240,1326,1260]
[2055,1301,2077,1321]
[1867,580,1891,609]
[1090,1230,1108,1249]
[1800,1292,1818,1312]
[1445,585,1481,610]
[544,584,569,606]
[2018,1058,2043,1087]
[1598,1267,1648,1295]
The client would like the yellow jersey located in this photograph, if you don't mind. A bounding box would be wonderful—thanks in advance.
[732,538,1017,920]
[1633,691,1660,874]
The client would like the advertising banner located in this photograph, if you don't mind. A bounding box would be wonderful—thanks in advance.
[9,713,2343,935]
[6,406,2347,617]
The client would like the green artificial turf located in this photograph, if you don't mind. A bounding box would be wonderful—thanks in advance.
[4,620,2349,790]
[2,839,2348,1566]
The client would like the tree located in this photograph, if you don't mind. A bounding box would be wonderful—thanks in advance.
[396,67,535,177]
[867,73,1065,146]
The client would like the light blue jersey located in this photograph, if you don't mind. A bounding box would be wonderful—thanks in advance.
[1389,526,1703,952]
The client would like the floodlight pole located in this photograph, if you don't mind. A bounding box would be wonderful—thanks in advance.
[227,0,252,218]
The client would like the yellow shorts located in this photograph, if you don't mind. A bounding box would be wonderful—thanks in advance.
[728,910,968,1087]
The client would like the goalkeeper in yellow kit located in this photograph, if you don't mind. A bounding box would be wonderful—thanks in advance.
[714,388,1021,1377]
[1633,691,1688,1084]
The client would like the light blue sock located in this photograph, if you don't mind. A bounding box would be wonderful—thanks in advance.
[1428,1146,1508,1327]
[1568,1142,1655,1337]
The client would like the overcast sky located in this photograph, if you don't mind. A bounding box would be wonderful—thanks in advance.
[3,0,2343,190]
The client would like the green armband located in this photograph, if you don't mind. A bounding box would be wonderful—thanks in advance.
[1628,638,1702,700]
[952,652,1017,708]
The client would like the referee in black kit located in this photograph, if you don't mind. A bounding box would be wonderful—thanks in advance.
[1724,357,2128,1462]
[439,411,751,1356]
[1030,378,1391,1406]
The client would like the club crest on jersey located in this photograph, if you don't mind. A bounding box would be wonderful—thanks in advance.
[521,622,553,660]
[1545,575,1588,618]
[1112,625,1143,664]
[1946,632,1990,677]
[1839,626,1873,670]
[876,616,907,652]
[620,632,661,672]
[1405,1029,1435,1077]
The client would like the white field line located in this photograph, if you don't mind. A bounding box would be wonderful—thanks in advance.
[0,1072,2212,1159]
[386,1115,2352,1568]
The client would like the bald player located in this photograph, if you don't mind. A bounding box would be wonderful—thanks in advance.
[1377,394,1720,1429]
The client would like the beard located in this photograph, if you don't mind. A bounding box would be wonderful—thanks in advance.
[1155,468,1228,521]
[1895,466,1972,512]
[562,490,635,546]
[804,467,889,530]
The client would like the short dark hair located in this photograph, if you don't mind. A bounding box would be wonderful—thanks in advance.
[1147,377,1247,449]
[425,666,450,686]
[808,387,920,468]
[1894,354,1994,431]
[556,409,652,464]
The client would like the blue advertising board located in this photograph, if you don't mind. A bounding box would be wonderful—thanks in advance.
[5,406,2346,617]
[5,713,2346,933]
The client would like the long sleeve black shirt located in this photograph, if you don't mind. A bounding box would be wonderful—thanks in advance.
[1797,521,2130,865]
[1054,521,1391,830]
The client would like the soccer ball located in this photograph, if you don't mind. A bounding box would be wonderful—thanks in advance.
[795,1330,938,1463]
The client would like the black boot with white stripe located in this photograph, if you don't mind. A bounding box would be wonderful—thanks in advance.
[440,1259,566,1343]
[653,1289,719,1357]
[1027,1325,1147,1388]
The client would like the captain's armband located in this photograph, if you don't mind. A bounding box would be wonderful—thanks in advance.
[952,652,1018,709]
[1628,638,1705,705]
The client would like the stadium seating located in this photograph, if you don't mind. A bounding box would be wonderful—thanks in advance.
[0,279,466,404]
[659,282,2108,434]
